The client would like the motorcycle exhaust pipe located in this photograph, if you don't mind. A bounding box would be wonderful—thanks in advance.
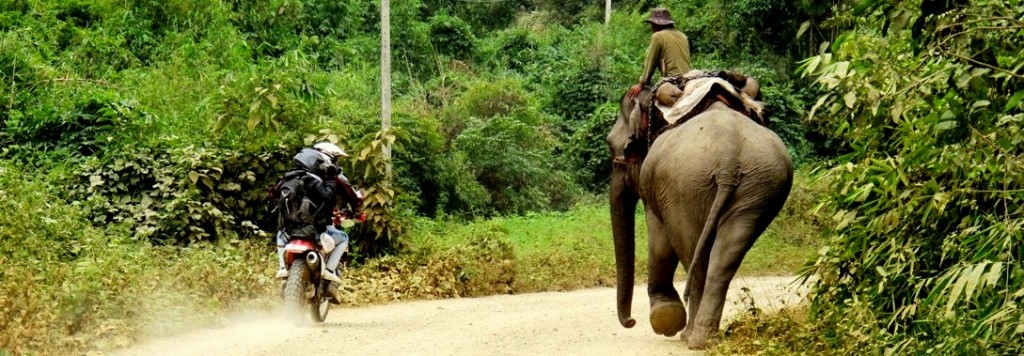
[306,252,319,268]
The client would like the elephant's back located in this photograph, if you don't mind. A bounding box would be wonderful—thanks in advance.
[640,108,793,208]
[651,109,791,172]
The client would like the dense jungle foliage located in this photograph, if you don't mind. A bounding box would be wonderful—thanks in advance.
[6,0,1020,354]
[0,0,828,352]
[0,0,826,251]
[796,0,1024,354]
[713,0,1024,354]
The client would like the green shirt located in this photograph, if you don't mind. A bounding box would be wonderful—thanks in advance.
[639,29,692,85]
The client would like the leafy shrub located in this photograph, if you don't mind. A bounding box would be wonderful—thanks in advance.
[229,0,306,58]
[432,76,583,215]
[424,0,525,33]
[474,27,538,72]
[2,91,153,162]
[0,163,275,354]
[0,30,49,125]
[386,103,491,218]
[797,1,1024,353]
[210,56,325,146]
[710,306,829,355]
[301,0,372,40]
[69,145,294,244]
[597,9,654,88]
[453,78,536,123]
[532,0,602,26]
[758,77,817,165]
[564,102,617,192]
[343,128,413,257]
[60,24,140,77]
[545,61,607,131]
[455,115,552,214]
[428,13,475,60]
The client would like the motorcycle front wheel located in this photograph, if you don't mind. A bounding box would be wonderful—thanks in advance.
[283,260,311,323]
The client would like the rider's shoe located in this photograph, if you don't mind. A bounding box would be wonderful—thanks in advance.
[325,269,342,305]
[275,268,288,279]
[326,277,342,305]
[323,268,342,283]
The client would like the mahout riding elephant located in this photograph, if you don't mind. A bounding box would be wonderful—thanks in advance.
[605,84,793,349]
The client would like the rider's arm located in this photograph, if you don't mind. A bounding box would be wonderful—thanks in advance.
[333,174,364,214]
[306,176,338,204]
[638,34,663,86]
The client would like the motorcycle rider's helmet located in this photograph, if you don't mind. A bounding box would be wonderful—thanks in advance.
[313,142,348,164]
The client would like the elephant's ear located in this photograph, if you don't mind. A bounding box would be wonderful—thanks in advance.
[623,104,649,164]
[623,139,647,164]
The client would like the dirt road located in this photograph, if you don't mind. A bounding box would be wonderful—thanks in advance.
[115,276,804,356]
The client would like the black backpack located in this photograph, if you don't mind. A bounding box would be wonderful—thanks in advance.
[274,171,321,238]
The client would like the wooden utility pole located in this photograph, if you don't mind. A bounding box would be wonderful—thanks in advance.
[380,0,392,180]
[605,0,611,24]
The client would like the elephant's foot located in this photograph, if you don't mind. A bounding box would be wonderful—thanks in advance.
[686,324,718,350]
[649,302,687,337]
[679,326,691,341]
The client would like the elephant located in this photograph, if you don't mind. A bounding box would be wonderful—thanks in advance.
[605,85,793,349]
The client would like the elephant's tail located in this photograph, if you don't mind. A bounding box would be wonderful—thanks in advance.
[687,183,736,282]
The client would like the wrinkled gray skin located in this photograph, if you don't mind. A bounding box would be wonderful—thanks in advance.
[606,90,793,349]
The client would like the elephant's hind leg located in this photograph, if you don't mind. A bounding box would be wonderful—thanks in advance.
[645,214,687,337]
[686,215,762,350]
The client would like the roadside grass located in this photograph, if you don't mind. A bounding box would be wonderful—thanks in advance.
[710,305,832,355]
[401,202,650,293]
[0,162,277,354]
[371,167,829,298]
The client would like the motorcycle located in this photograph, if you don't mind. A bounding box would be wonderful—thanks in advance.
[279,230,339,323]
[279,208,364,323]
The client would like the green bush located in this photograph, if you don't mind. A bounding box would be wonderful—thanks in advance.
[757,75,817,165]
[3,90,140,160]
[796,1,1024,353]
[545,60,607,130]
[0,163,275,354]
[387,102,491,218]
[475,27,538,72]
[68,145,294,245]
[210,56,325,147]
[440,77,583,214]
[565,102,617,191]
[428,13,476,61]
[0,31,49,129]
[424,0,525,33]
[341,128,413,257]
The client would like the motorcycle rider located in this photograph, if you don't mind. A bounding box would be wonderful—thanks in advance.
[274,142,364,303]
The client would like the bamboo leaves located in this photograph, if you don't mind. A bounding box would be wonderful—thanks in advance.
[801,0,1024,353]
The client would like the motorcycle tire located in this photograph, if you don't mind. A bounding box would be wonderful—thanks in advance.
[310,281,330,323]
[282,260,311,324]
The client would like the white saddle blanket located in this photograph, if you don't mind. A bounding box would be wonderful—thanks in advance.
[655,76,764,125]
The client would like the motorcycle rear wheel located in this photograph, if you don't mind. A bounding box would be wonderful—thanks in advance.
[283,260,311,323]
[310,285,330,323]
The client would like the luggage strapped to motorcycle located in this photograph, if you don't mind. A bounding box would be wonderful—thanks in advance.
[274,170,327,239]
